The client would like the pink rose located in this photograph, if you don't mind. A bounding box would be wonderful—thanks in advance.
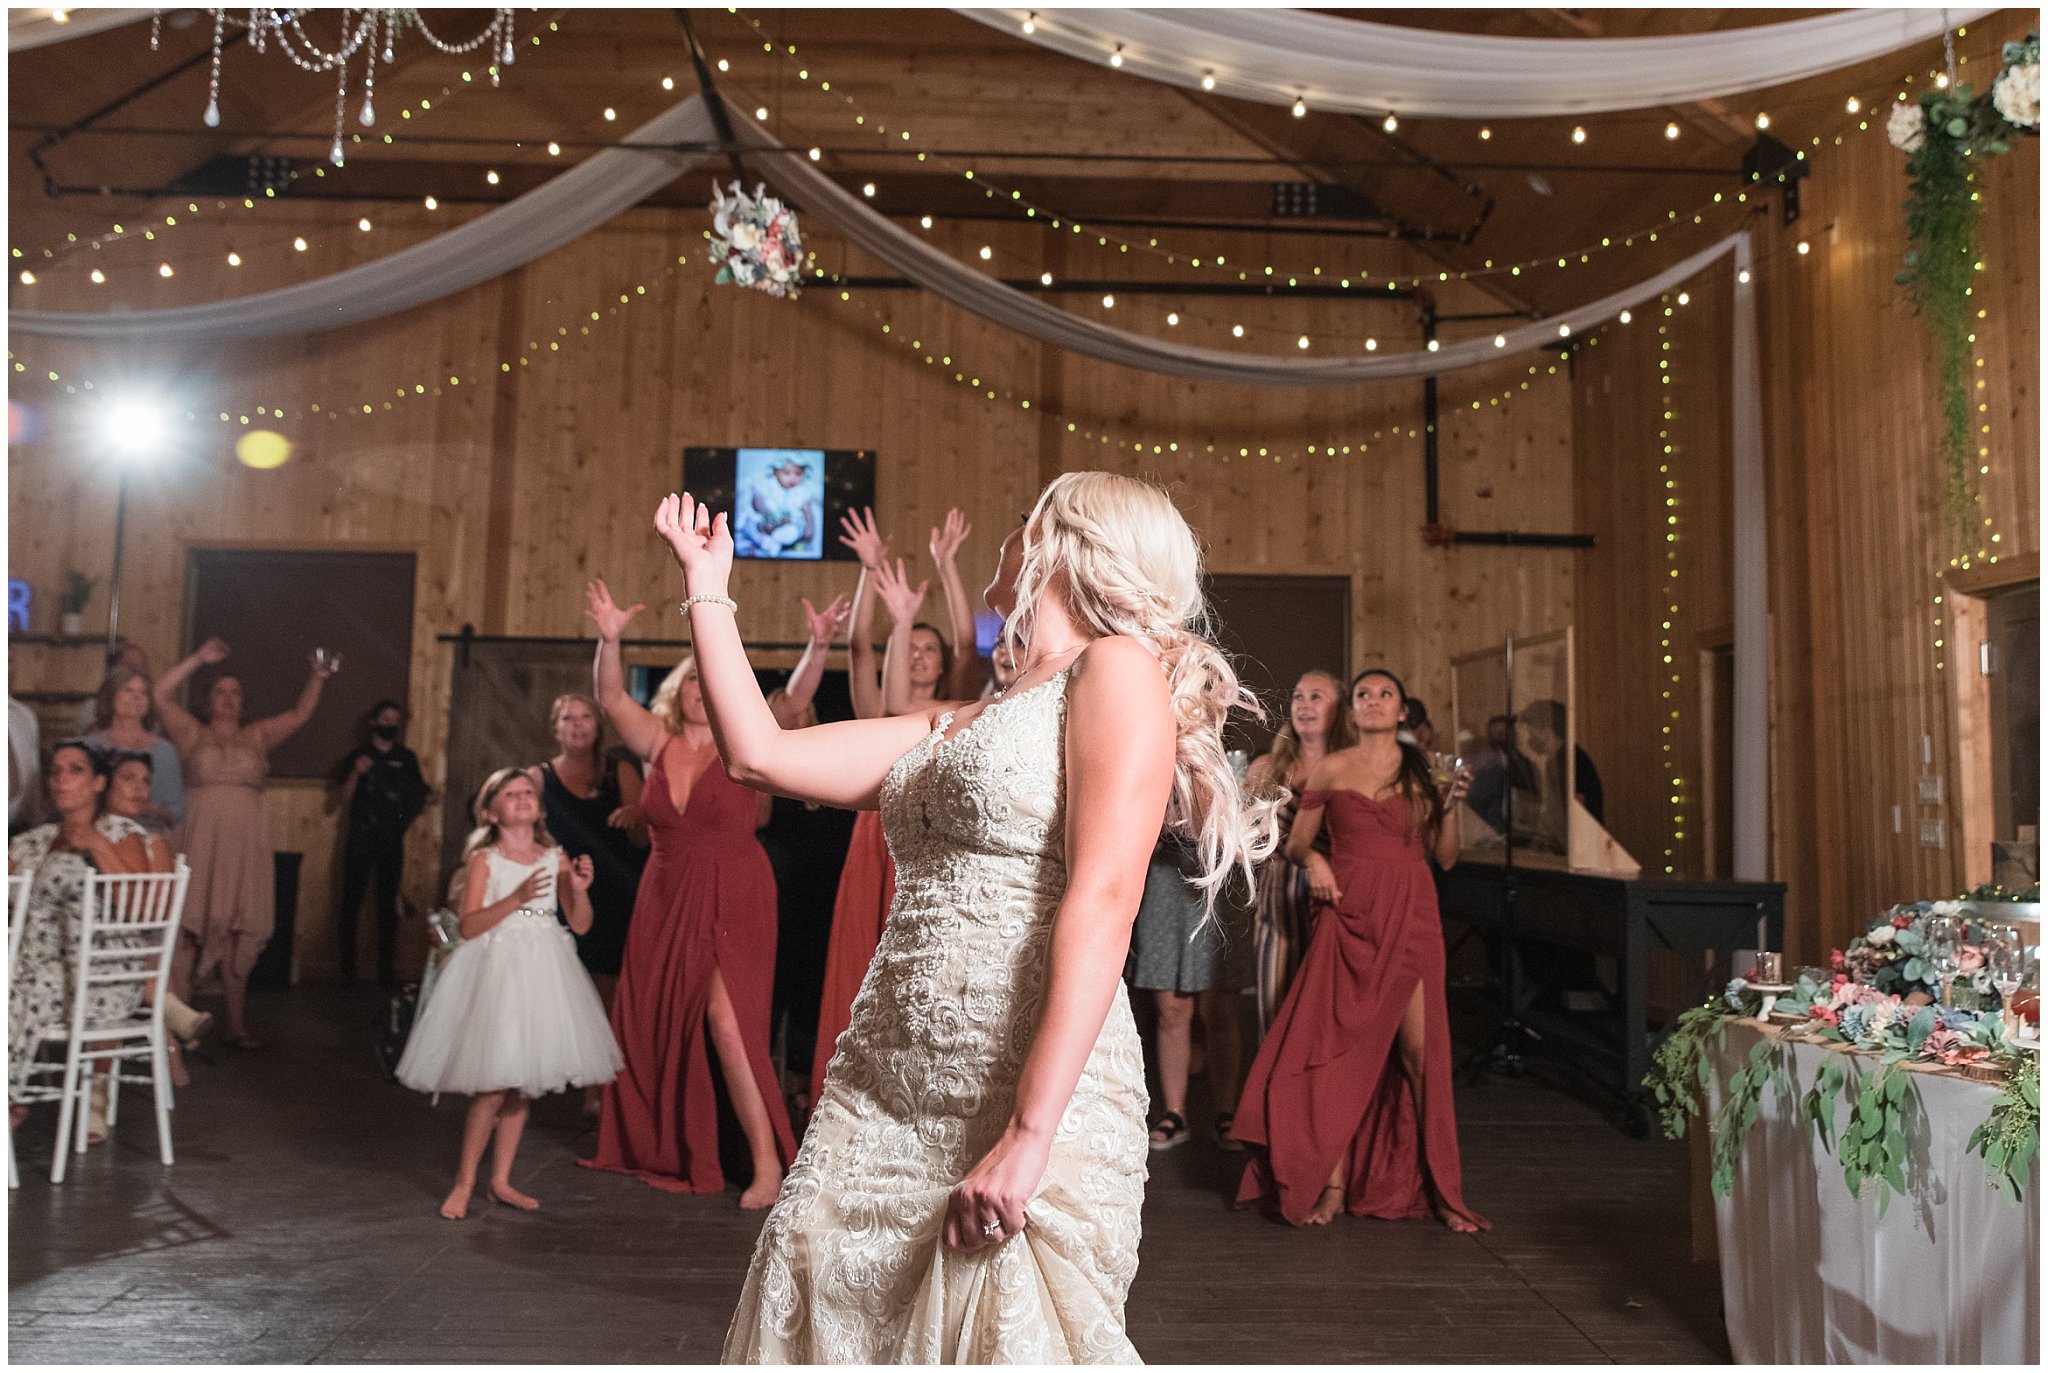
[1892,914,1913,928]
[1957,945,1985,974]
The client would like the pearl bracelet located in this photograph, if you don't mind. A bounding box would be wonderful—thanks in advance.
[681,594,738,614]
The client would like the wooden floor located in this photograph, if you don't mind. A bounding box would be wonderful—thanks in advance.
[7,986,1729,1364]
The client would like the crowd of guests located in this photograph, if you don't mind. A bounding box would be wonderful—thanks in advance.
[10,506,1587,1237]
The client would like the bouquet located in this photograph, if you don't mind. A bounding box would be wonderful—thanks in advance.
[710,181,805,299]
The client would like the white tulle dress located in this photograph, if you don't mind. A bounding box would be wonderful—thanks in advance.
[395,846,622,1097]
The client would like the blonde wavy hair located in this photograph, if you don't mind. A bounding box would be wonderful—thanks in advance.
[1006,471,1280,904]
[461,766,555,862]
[648,656,700,735]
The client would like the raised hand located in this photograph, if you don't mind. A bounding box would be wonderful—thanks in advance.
[1444,766,1473,808]
[929,508,972,567]
[874,557,929,628]
[654,492,734,596]
[566,853,595,894]
[584,578,645,643]
[308,649,338,680]
[802,592,853,645]
[197,636,231,665]
[836,506,889,570]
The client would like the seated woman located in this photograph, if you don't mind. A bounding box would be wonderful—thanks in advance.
[1232,669,1487,1232]
[8,741,161,1145]
[105,750,212,1085]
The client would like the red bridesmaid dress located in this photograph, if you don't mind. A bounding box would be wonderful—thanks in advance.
[582,741,795,1192]
[1232,788,1487,1229]
[808,809,895,1104]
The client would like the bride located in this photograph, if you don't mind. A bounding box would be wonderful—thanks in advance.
[652,473,1275,1363]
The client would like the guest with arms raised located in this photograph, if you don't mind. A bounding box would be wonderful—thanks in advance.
[1233,667,1486,1231]
[756,591,852,1118]
[805,507,904,1107]
[654,474,1276,1362]
[528,692,649,1004]
[84,666,185,834]
[577,579,794,1206]
[1244,670,1353,1033]
[154,638,332,1049]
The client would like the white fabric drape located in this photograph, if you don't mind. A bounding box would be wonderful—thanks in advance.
[957,8,1997,118]
[1711,1022,2040,1363]
[14,95,1750,392]
[9,99,721,345]
[8,8,150,52]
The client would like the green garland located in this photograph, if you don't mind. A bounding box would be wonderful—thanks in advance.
[1967,1053,2040,1202]
[1709,1036,1789,1198]
[1834,1057,1913,1214]
[1892,34,2038,548]
[1645,1001,1731,1140]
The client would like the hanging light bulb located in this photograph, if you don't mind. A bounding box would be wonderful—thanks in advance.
[1665,122,1681,140]
[1737,268,1752,284]
[1478,126,1492,141]
[1493,334,1506,348]
[1200,70,1216,91]
[1845,96,1861,113]
[1039,271,1053,286]
[424,195,438,210]
[89,268,105,283]
[1619,309,1632,324]
[1102,294,1115,308]
[1797,240,1811,254]
[807,147,822,162]
[755,106,769,121]
[1426,338,1440,352]
[1296,335,1310,349]
[1364,337,1378,350]
[861,182,876,197]
[1676,291,1690,306]
[1557,322,1571,337]
[1166,312,1179,325]
[486,169,500,185]
[1231,324,1245,337]
[1755,112,1771,129]
[1108,44,1124,68]
[978,245,993,260]
[1292,96,1307,118]
[293,236,308,252]
[1382,112,1398,133]
[1021,11,1036,35]
[603,107,616,121]
[547,141,561,156]
[1935,72,1950,89]
[919,215,933,230]
[158,262,174,278]
[17,269,34,285]
[357,217,372,232]
[1571,125,1587,144]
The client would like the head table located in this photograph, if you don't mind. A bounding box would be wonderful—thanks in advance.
[1711,1018,2039,1363]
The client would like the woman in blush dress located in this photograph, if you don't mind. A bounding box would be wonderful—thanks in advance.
[1244,670,1354,1033]
[654,473,1276,1363]
[1233,668,1487,1232]
[153,637,331,1049]
[577,580,794,1207]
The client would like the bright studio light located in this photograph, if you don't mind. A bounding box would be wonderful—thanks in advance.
[100,397,171,460]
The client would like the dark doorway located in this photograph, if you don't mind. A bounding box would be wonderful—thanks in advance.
[1204,574,1352,760]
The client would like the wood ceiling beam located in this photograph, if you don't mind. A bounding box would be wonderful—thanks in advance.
[1528,8,1755,144]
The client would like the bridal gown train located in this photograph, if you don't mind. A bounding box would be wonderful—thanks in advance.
[723,670,1150,1364]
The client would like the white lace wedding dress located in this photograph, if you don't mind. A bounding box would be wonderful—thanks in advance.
[723,670,1150,1364]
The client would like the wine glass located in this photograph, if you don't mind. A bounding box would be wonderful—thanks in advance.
[1987,925,2025,1034]
[1924,913,1960,1007]
[1430,752,1464,791]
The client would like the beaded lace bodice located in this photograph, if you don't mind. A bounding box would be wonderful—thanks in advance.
[724,668,1149,1364]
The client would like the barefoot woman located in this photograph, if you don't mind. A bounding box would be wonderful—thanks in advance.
[578,581,794,1207]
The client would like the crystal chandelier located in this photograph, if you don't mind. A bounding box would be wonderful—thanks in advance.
[151,8,518,167]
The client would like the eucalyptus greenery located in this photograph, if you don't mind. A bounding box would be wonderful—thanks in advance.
[1708,1037,1789,1199]
[1966,1053,2040,1202]
[1645,1001,1732,1141]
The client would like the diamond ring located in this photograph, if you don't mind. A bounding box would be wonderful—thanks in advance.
[980,1219,1003,1238]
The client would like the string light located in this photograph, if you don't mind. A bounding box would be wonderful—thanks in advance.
[1845,96,1861,113]
[357,217,373,232]
[226,251,242,266]
[424,195,438,210]
[17,270,34,285]
[292,236,308,251]
[1478,126,1492,140]
[485,169,500,185]
[1021,12,1036,36]
[602,107,617,121]
[1571,125,1587,144]
[1108,44,1124,68]
[1200,70,1215,91]
[1665,122,1681,139]
[862,182,877,197]
[1381,112,1398,133]
[1293,97,1308,118]
[88,269,104,284]
[1796,240,1810,255]
[1754,112,1771,128]
[1654,294,1685,874]
[157,262,173,277]
[547,141,561,155]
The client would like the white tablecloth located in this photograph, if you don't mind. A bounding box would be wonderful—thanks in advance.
[1713,1020,2040,1363]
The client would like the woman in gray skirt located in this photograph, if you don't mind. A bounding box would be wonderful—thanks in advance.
[1130,833,1256,1151]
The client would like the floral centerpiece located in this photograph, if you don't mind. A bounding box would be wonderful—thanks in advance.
[1888,31,2039,545]
[709,181,805,299]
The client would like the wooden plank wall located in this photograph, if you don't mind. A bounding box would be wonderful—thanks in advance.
[8,201,1576,980]
[1571,13,2040,965]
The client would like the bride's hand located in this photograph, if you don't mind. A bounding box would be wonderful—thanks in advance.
[653,492,733,597]
[941,1127,1050,1253]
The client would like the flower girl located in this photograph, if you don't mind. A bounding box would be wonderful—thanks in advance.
[397,767,623,1219]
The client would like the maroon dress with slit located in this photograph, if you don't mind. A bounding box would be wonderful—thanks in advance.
[582,741,796,1192]
[808,809,896,1104]
[1232,788,1487,1228]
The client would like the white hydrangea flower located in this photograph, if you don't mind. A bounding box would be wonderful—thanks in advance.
[1993,60,2040,128]
[1886,100,1926,152]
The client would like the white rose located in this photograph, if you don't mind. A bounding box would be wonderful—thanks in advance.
[1930,899,1962,916]
[729,220,762,253]
[1887,100,1926,152]
[1866,925,1896,947]
[1994,61,2040,128]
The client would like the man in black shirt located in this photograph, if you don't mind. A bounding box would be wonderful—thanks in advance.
[329,699,430,986]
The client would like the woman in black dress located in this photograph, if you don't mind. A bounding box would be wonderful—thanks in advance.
[529,693,647,1004]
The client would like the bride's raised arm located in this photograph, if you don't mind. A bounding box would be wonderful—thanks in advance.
[654,493,939,812]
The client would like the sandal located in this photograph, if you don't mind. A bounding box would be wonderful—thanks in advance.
[1147,1110,1190,1152]
[1214,1112,1244,1152]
